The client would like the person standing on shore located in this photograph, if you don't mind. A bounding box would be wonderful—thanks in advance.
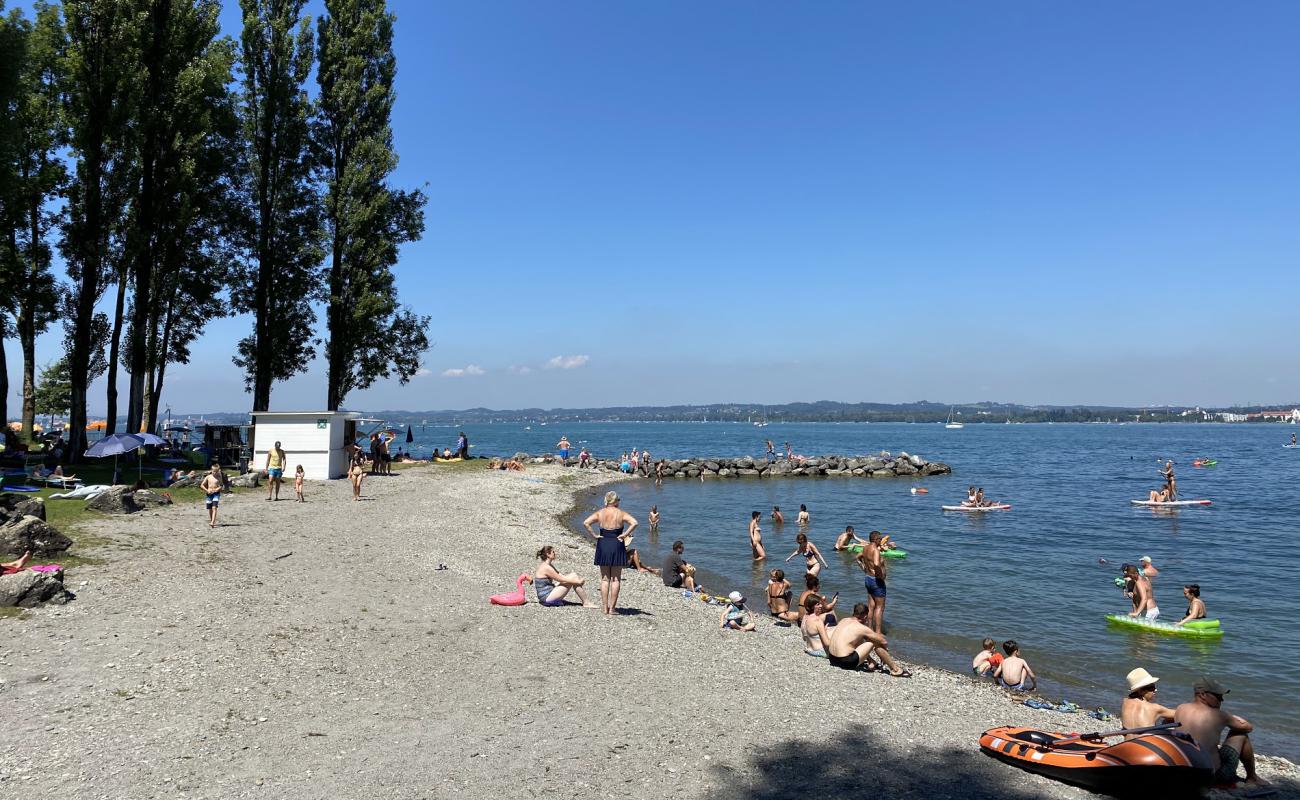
[456,432,469,459]
[765,439,776,460]
[654,460,664,485]
[265,441,287,501]
[857,531,888,632]
[200,464,224,528]
[349,455,365,500]
[1175,677,1269,790]
[748,511,766,561]
[584,491,638,615]
[555,436,571,464]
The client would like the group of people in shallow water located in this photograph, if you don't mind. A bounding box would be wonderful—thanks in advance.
[1117,555,1210,625]
[519,480,1267,788]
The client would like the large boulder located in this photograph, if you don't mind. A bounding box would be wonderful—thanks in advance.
[735,455,755,469]
[921,461,952,476]
[737,468,761,477]
[894,460,919,476]
[85,485,141,515]
[862,458,888,472]
[0,493,46,522]
[0,569,75,607]
[0,515,73,556]
[908,453,926,467]
[229,471,260,488]
[133,490,174,509]
[169,475,201,489]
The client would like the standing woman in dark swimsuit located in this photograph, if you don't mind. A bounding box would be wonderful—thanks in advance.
[1160,460,1177,501]
[583,491,638,615]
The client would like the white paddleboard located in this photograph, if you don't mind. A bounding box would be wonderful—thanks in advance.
[941,504,1011,512]
[1130,499,1212,507]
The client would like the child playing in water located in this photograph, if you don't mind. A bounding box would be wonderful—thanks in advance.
[972,637,1003,677]
[648,505,660,532]
[294,465,305,502]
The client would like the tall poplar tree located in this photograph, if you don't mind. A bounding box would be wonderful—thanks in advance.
[121,0,235,433]
[60,0,137,458]
[0,3,67,441]
[233,0,324,413]
[315,0,428,412]
[0,6,23,430]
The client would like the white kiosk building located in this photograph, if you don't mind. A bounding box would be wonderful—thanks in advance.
[248,411,361,479]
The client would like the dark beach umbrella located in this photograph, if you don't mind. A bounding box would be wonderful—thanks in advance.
[85,433,167,484]
[406,425,414,444]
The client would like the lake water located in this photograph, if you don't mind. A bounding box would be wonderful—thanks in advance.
[400,420,1300,759]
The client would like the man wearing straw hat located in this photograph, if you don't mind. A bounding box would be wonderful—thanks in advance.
[1120,667,1175,736]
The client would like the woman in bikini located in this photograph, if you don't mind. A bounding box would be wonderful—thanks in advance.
[785,532,828,577]
[583,491,638,615]
[765,569,800,622]
[796,504,810,526]
[533,546,596,607]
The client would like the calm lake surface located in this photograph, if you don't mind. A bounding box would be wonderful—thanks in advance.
[405,420,1300,759]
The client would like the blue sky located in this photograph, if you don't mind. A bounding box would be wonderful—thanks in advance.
[7,0,1299,414]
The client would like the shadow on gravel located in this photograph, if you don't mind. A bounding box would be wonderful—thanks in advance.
[706,723,1052,800]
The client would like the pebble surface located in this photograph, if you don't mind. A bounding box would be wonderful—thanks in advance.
[1,463,1295,799]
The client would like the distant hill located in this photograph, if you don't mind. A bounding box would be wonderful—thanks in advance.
[139,400,1299,426]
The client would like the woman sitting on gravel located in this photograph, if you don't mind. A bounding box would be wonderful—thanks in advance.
[533,546,597,608]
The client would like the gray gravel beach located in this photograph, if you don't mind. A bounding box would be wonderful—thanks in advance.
[3,463,1296,799]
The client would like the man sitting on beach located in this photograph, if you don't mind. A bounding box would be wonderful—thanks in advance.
[661,540,696,590]
[993,640,1037,691]
[825,603,910,677]
[1120,667,1174,736]
[1175,677,1268,790]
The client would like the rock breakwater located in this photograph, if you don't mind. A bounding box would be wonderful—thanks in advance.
[513,451,952,478]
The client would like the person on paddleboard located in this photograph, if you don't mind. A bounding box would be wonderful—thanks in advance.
[1160,460,1177,501]
[1291,433,1297,447]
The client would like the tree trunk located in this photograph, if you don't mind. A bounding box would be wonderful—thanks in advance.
[104,270,126,433]
[19,172,40,442]
[0,328,8,433]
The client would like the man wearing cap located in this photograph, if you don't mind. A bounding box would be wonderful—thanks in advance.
[1139,555,1159,577]
[1174,677,1268,789]
[1120,668,1175,736]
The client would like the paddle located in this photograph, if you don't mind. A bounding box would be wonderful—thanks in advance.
[1043,721,1180,749]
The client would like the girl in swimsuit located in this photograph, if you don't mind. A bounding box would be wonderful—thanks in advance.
[785,532,827,577]
[583,491,638,615]
[533,546,596,607]
[796,504,810,526]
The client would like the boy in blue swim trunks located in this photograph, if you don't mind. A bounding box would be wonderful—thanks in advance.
[200,465,224,529]
[857,530,888,633]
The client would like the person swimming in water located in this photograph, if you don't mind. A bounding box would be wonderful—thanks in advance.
[771,506,784,524]
[834,525,866,551]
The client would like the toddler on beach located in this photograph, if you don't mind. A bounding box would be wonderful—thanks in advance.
[294,465,305,502]
[720,591,756,631]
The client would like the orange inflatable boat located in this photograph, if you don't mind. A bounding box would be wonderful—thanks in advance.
[980,724,1211,796]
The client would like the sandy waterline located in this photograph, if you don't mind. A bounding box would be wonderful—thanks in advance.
[2,464,1296,799]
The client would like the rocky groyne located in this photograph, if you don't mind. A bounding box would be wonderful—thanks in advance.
[511,451,952,478]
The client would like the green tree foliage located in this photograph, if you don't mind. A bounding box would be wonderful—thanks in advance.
[60,0,139,457]
[121,0,238,433]
[232,0,324,412]
[0,3,67,442]
[315,0,428,411]
[33,356,72,418]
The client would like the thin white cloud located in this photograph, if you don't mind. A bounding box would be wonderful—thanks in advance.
[545,355,590,370]
[441,364,485,378]
[508,365,533,375]
[414,367,432,377]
